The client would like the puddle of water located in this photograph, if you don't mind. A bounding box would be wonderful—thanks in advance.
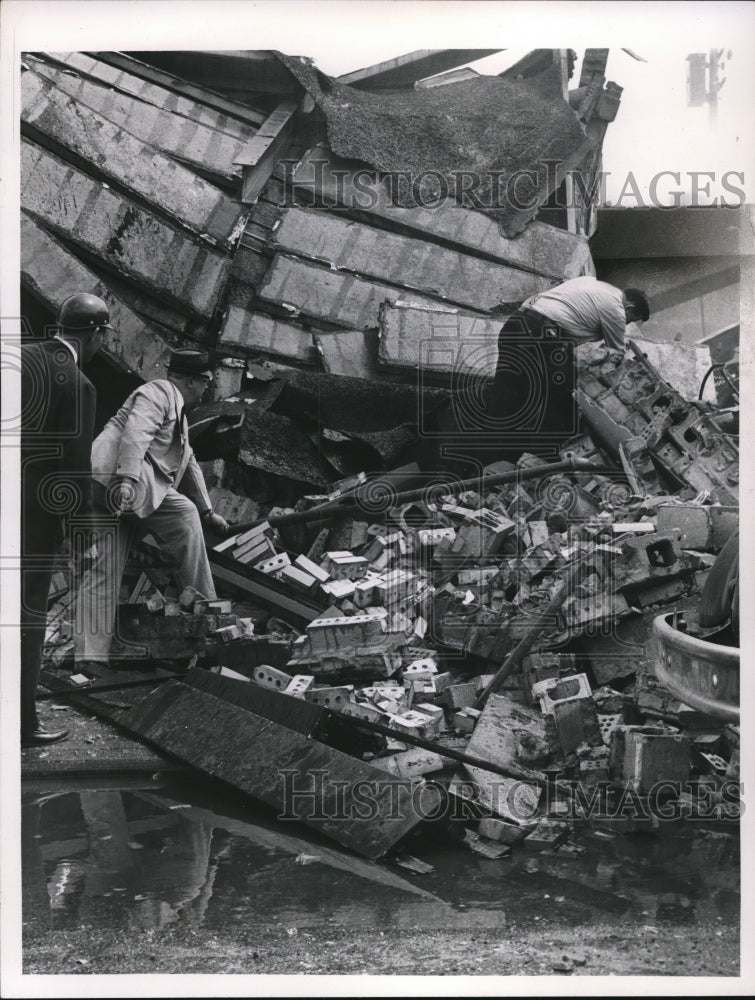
[22,774,739,936]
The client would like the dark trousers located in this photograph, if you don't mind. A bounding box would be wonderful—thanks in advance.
[20,513,61,735]
[485,309,578,461]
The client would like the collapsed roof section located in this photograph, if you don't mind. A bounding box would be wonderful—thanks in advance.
[20,48,623,382]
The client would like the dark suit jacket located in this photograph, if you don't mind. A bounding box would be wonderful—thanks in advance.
[21,339,96,550]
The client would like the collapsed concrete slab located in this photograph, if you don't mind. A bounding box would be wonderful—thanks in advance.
[378,302,503,379]
[22,140,229,318]
[21,213,173,380]
[269,207,553,311]
[21,68,241,245]
[128,672,440,858]
[27,54,252,183]
[290,146,595,280]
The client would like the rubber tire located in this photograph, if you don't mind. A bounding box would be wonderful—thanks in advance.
[699,530,739,632]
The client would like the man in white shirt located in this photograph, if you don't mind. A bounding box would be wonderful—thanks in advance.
[485,277,649,459]
[518,276,649,351]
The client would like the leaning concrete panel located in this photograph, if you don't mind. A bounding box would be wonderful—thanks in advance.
[379,301,503,378]
[448,694,546,822]
[257,255,435,331]
[271,208,552,310]
[128,679,437,858]
[314,329,378,379]
[44,51,256,140]
[22,141,228,317]
[30,58,249,182]
[21,212,172,379]
[21,69,241,244]
[291,147,594,279]
[219,307,317,363]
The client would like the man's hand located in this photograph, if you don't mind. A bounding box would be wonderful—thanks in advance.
[201,511,229,536]
[78,542,99,566]
[112,476,136,513]
[61,536,98,570]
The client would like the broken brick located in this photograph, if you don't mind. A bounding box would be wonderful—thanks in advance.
[609,725,690,793]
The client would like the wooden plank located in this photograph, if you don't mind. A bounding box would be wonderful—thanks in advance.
[237,100,298,204]
[290,147,594,280]
[337,49,503,90]
[378,301,503,378]
[21,69,241,244]
[256,255,439,331]
[43,51,258,137]
[30,58,250,182]
[22,140,229,318]
[270,208,552,311]
[21,212,172,380]
[128,680,439,858]
[91,50,267,126]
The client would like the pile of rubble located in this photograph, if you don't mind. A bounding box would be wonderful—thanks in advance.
[42,340,739,859]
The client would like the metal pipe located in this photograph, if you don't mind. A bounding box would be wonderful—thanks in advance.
[231,458,623,533]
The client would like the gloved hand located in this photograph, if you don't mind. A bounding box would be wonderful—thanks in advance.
[201,510,230,536]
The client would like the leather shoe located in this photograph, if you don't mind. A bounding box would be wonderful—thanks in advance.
[22,725,69,748]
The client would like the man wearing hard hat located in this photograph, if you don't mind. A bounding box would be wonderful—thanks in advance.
[20,293,110,747]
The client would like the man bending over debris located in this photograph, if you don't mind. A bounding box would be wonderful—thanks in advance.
[75,349,229,669]
[486,276,649,458]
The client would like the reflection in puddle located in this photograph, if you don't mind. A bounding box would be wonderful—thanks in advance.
[22,777,739,937]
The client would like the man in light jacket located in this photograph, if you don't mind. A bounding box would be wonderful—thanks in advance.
[75,349,228,667]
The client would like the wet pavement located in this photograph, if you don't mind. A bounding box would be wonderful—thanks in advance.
[22,771,740,944]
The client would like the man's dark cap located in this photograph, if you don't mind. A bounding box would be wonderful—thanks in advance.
[167,349,213,379]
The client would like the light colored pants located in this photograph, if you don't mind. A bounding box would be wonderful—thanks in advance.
[75,488,216,662]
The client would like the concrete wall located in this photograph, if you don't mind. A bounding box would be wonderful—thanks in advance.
[595,256,740,350]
